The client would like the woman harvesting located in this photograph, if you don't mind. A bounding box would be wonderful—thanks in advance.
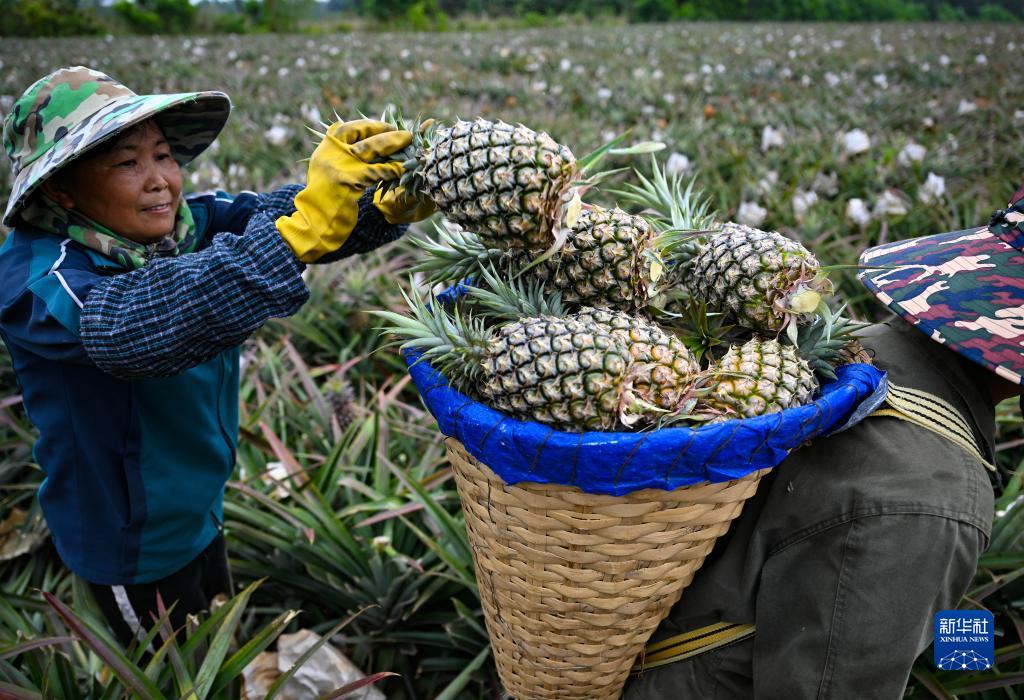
[0,66,433,647]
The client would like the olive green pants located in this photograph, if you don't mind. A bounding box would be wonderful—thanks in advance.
[623,410,992,699]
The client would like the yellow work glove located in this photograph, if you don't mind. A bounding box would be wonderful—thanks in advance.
[373,185,436,224]
[276,120,411,263]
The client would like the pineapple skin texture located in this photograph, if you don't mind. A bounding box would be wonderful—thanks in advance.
[479,316,632,432]
[514,206,658,311]
[706,338,818,418]
[573,308,700,413]
[420,118,576,250]
[687,223,821,332]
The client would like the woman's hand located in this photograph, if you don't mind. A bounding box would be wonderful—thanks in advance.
[275,119,410,262]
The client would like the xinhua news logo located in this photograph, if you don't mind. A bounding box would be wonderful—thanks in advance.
[934,610,995,671]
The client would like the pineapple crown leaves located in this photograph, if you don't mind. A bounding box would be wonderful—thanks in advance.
[463,265,568,320]
[371,285,491,386]
[784,304,870,381]
[375,106,444,196]
[661,299,736,364]
[608,155,718,266]
[408,220,501,284]
[610,155,718,230]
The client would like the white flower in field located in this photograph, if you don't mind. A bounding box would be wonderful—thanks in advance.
[957,99,977,115]
[295,57,306,68]
[918,172,946,204]
[346,65,358,78]
[263,462,290,500]
[846,198,872,228]
[898,142,927,166]
[663,92,676,104]
[264,124,291,147]
[873,190,910,218]
[975,53,987,65]
[227,50,237,61]
[258,65,268,76]
[922,116,936,129]
[800,74,812,87]
[379,68,391,82]
[841,129,871,156]
[531,81,547,93]
[756,170,778,197]
[872,73,888,89]
[277,67,289,78]
[792,189,818,221]
[601,129,617,143]
[400,48,410,59]
[1015,110,1024,123]
[666,152,691,177]
[641,104,656,115]
[812,171,839,197]
[403,71,413,81]
[761,125,785,152]
[715,64,725,74]
[939,54,950,66]
[737,201,768,228]
[300,103,321,126]
[825,72,841,87]
[920,62,930,72]
[559,58,571,72]
[1010,42,1017,51]
[701,63,713,74]
[597,87,612,101]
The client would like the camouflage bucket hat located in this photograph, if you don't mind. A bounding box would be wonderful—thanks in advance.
[858,188,1024,385]
[2,65,231,227]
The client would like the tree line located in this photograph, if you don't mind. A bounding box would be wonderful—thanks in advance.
[2,0,1019,38]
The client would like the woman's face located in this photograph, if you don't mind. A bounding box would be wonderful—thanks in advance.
[45,120,182,244]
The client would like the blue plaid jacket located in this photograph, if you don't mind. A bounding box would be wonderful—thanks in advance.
[0,185,405,585]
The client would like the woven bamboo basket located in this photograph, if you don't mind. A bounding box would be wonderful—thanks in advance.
[446,438,769,700]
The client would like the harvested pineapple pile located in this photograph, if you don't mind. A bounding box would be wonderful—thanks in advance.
[377,117,871,433]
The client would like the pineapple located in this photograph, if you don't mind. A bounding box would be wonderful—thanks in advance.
[464,271,701,413]
[412,204,661,311]
[612,159,832,335]
[683,223,833,334]
[323,376,357,432]
[702,338,818,419]
[391,118,577,250]
[793,312,873,380]
[374,291,645,431]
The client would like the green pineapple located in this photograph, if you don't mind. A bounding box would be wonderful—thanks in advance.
[685,222,833,334]
[464,271,701,413]
[391,117,577,250]
[702,337,818,419]
[374,291,644,431]
[412,204,661,311]
[612,159,831,335]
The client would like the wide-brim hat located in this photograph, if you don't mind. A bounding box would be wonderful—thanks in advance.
[2,66,231,227]
[858,188,1024,385]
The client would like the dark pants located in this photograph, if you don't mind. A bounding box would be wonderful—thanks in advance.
[89,534,232,651]
[623,407,992,699]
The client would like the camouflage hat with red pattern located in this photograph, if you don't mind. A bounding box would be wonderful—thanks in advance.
[2,66,231,227]
[858,187,1024,385]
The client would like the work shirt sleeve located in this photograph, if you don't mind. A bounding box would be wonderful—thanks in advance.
[199,183,406,261]
[79,199,309,379]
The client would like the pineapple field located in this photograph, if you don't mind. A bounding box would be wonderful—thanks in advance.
[2,20,1024,699]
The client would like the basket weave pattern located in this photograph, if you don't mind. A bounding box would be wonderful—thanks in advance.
[446,439,768,699]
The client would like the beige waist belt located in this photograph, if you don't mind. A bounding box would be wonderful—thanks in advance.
[631,381,994,674]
